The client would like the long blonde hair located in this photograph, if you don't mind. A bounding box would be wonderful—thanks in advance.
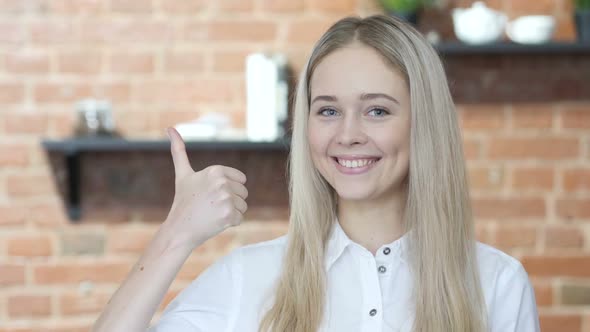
[259,15,488,332]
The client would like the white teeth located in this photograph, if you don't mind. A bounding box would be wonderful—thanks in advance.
[337,158,377,168]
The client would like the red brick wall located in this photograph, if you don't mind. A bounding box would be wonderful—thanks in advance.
[0,0,588,331]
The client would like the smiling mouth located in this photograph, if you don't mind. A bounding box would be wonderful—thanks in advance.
[332,157,381,169]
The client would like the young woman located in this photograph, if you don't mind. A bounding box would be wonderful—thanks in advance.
[93,15,540,332]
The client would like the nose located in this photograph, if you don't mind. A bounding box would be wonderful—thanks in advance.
[336,113,368,146]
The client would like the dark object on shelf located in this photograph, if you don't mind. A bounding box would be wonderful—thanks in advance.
[575,10,590,43]
[42,137,291,221]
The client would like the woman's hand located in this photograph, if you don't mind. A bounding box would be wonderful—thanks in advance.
[164,127,248,250]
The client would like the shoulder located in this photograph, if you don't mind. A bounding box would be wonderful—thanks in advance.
[475,242,541,331]
[229,233,289,265]
[475,241,524,277]
[475,241,531,291]
[218,233,289,282]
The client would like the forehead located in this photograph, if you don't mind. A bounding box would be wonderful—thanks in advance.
[309,44,407,98]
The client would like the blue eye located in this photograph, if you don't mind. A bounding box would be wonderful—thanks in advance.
[319,108,339,116]
[368,108,389,117]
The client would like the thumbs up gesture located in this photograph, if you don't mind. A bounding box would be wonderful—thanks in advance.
[163,127,248,250]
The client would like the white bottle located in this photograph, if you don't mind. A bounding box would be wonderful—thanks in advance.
[246,53,278,142]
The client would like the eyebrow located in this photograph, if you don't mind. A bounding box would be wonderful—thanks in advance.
[310,93,400,105]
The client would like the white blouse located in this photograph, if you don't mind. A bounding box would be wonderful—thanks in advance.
[149,221,540,332]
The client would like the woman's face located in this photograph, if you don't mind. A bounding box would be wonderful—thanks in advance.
[308,44,411,201]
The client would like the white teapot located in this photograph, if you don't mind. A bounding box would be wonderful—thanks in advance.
[452,1,507,44]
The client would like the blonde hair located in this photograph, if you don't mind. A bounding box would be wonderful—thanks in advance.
[259,15,488,332]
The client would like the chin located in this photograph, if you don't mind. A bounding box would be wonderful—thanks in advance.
[333,184,376,201]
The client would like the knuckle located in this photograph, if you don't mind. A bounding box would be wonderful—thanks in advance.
[208,165,224,177]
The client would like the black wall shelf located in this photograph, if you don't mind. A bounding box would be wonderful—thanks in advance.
[42,137,291,221]
[435,41,590,55]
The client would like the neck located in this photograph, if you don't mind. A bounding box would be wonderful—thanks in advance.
[337,187,408,256]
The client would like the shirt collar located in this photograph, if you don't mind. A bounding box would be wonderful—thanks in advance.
[324,219,411,270]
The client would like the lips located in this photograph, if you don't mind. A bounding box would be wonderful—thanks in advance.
[331,156,381,174]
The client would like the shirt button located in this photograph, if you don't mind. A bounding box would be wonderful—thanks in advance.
[378,265,387,273]
[369,309,378,316]
[383,247,391,255]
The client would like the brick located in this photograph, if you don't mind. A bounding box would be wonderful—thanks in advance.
[29,21,80,44]
[561,283,590,306]
[109,51,155,74]
[554,16,576,41]
[532,280,553,307]
[5,51,50,74]
[110,0,152,13]
[563,169,590,192]
[157,110,202,130]
[95,82,132,103]
[212,50,251,73]
[509,0,557,15]
[557,198,590,220]
[114,110,156,136]
[4,112,48,135]
[57,51,102,74]
[59,291,111,315]
[108,228,155,253]
[545,225,585,249]
[472,197,546,220]
[512,104,554,129]
[50,111,77,137]
[163,51,206,73]
[458,105,505,131]
[209,21,277,42]
[494,225,537,250]
[0,83,25,103]
[159,0,205,13]
[286,19,336,43]
[0,263,25,286]
[0,206,26,225]
[562,104,590,129]
[177,256,216,281]
[539,314,582,332]
[522,255,590,277]
[238,223,288,246]
[260,0,304,12]
[217,0,254,12]
[81,20,174,44]
[0,22,27,44]
[307,0,356,13]
[7,235,53,257]
[48,0,105,15]
[7,295,51,318]
[0,0,47,14]
[6,174,55,198]
[29,203,68,227]
[194,228,237,255]
[475,223,492,244]
[0,144,30,167]
[33,82,92,103]
[467,166,504,190]
[60,231,105,255]
[512,167,554,190]
[136,79,233,104]
[462,138,480,160]
[34,262,132,284]
[488,137,579,160]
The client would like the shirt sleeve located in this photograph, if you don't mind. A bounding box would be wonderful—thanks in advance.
[148,249,242,332]
[490,262,540,332]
